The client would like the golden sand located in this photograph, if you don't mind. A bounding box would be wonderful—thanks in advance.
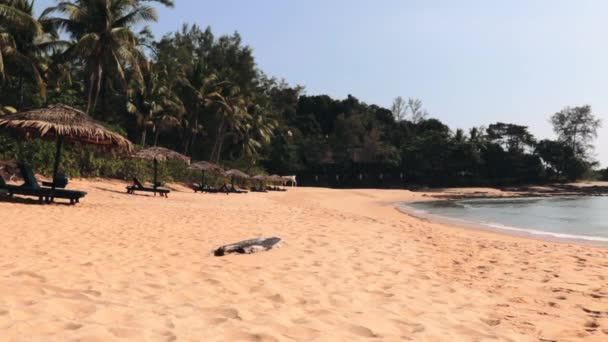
[0,180,606,341]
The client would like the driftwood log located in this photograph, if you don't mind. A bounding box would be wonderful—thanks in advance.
[213,237,282,256]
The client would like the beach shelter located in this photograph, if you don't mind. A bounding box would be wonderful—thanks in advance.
[224,169,250,187]
[268,174,285,185]
[132,147,190,187]
[0,104,133,189]
[251,174,269,188]
[251,174,268,182]
[189,161,224,186]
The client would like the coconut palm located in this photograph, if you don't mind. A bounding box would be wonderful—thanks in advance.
[43,0,163,115]
[175,62,226,155]
[209,87,249,163]
[239,103,276,162]
[127,60,184,147]
[0,0,64,101]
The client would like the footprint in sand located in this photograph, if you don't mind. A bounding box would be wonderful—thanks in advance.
[108,327,141,338]
[63,322,83,330]
[11,270,47,282]
[346,324,378,338]
[225,331,278,342]
[481,319,500,327]
[584,320,600,333]
[161,330,177,342]
[267,294,285,303]
[205,307,241,320]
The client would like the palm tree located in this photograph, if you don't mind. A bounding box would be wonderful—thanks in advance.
[175,62,226,155]
[239,103,276,162]
[0,0,62,102]
[127,60,184,146]
[209,87,250,163]
[44,0,163,115]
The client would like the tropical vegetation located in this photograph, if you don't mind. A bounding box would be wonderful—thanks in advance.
[0,0,603,187]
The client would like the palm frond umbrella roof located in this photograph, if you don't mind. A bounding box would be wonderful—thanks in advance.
[0,104,133,187]
[132,147,191,164]
[224,169,250,179]
[268,174,285,183]
[188,161,224,173]
[0,104,133,150]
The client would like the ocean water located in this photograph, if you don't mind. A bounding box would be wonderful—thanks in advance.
[404,196,608,243]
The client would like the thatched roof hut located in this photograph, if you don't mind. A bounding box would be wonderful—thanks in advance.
[224,169,250,179]
[0,104,132,150]
[0,104,133,186]
[131,147,190,187]
[268,174,285,183]
[132,147,191,164]
[251,174,268,181]
[189,161,224,173]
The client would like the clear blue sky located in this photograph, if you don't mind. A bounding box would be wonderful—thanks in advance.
[35,0,608,165]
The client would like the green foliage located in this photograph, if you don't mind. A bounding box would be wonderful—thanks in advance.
[0,1,601,189]
[550,105,602,161]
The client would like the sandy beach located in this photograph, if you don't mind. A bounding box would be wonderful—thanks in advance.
[0,180,607,341]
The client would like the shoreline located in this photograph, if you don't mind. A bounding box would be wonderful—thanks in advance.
[394,183,608,248]
[396,199,608,249]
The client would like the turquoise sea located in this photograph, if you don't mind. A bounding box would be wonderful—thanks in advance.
[404,196,608,243]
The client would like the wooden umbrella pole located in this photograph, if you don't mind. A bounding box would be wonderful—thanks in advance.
[52,136,64,190]
[153,158,158,189]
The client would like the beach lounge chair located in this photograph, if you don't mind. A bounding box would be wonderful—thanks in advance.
[126,177,170,197]
[0,163,86,204]
[217,184,247,194]
[41,172,69,189]
[250,186,268,193]
[230,185,248,194]
[266,186,287,192]
[193,182,220,193]
[21,163,87,204]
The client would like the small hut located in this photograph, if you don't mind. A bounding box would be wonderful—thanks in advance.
[132,147,190,187]
[0,104,133,188]
[189,161,224,188]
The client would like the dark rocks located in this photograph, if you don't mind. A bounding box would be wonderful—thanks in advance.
[213,237,282,257]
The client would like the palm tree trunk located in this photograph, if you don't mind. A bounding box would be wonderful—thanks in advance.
[18,73,24,106]
[211,117,226,162]
[91,66,103,116]
[153,125,160,146]
[86,69,97,114]
[140,128,147,147]
[86,63,103,115]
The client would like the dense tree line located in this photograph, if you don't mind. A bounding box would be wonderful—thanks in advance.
[0,0,602,187]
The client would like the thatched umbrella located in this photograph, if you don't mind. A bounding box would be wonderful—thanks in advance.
[268,174,285,184]
[251,174,267,181]
[250,174,269,190]
[132,147,190,187]
[224,169,249,187]
[0,104,133,188]
[189,161,224,186]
